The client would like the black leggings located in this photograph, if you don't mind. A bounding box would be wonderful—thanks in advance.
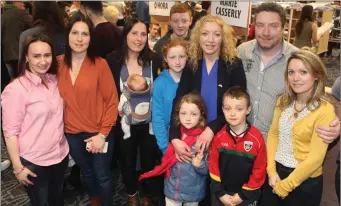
[120,124,162,197]
[260,162,323,206]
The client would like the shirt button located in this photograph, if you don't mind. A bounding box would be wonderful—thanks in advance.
[258,87,261,89]
[255,101,258,104]
[254,115,256,118]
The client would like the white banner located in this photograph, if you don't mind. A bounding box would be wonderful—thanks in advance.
[211,1,251,28]
[149,2,175,16]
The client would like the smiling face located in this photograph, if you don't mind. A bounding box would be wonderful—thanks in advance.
[127,22,147,54]
[164,45,187,73]
[199,21,222,58]
[179,102,201,129]
[287,58,317,99]
[170,12,192,38]
[255,11,284,51]
[222,96,251,128]
[26,41,52,77]
[68,21,90,54]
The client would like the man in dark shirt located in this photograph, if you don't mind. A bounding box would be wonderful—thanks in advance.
[81,1,122,58]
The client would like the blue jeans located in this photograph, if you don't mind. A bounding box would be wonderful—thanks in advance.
[65,131,114,206]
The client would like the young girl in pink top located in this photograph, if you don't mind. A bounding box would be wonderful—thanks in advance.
[1,33,69,206]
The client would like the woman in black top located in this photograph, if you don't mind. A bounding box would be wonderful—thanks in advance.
[106,18,162,206]
[169,15,246,162]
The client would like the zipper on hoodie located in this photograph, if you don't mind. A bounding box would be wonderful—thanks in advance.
[174,163,181,201]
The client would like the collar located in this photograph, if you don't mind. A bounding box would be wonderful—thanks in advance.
[24,70,53,86]
[226,121,251,139]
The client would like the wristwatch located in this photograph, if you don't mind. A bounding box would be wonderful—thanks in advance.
[98,133,107,140]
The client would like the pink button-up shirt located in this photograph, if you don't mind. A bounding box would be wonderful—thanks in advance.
[1,71,69,166]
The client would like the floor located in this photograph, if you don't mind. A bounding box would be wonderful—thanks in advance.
[1,56,340,206]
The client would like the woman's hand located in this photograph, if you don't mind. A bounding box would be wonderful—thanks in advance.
[269,173,281,188]
[171,139,193,163]
[15,167,37,186]
[196,127,214,152]
[84,135,105,153]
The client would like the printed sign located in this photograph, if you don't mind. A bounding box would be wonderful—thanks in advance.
[211,1,251,28]
[149,2,175,16]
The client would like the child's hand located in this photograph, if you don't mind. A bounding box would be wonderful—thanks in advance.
[231,193,243,205]
[269,173,281,188]
[192,143,205,167]
[219,194,236,206]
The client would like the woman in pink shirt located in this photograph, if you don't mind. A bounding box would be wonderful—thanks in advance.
[1,33,69,206]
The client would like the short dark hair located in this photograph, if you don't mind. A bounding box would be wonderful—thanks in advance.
[18,33,58,76]
[57,1,71,10]
[223,86,251,107]
[81,1,103,15]
[64,15,97,69]
[32,2,65,33]
[255,2,286,28]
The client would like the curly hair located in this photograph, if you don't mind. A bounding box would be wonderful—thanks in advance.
[188,15,238,70]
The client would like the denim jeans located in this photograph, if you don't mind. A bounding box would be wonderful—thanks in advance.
[22,156,68,206]
[260,162,323,206]
[65,131,114,206]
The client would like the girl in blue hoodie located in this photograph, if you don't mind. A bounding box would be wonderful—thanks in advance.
[152,39,189,155]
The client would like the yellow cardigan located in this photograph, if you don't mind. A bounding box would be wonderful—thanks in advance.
[267,96,336,198]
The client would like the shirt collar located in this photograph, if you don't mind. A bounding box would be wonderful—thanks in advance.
[24,70,53,86]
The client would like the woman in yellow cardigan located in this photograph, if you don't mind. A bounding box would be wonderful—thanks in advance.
[260,48,336,206]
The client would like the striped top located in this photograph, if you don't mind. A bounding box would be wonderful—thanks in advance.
[237,40,298,139]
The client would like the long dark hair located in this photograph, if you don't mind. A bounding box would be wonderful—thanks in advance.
[32,2,65,34]
[18,33,58,76]
[296,5,314,37]
[64,15,97,69]
[120,18,150,67]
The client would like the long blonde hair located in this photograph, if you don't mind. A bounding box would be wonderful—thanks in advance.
[188,15,238,70]
[280,48,328,111]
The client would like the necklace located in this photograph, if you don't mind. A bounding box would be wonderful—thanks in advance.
[293,103,307,119]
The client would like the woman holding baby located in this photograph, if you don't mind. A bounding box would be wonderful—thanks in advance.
[106,18,162,206]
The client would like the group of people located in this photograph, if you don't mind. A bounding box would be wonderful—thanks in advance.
[1,1,340,206]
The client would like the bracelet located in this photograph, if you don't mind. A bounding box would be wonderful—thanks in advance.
[98,133,106,140]
[13,166,25,175]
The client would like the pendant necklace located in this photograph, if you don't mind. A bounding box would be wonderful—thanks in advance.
[293,102,307,119]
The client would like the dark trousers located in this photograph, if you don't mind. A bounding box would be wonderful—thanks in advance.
[260,162,323,206]
[336,163,340,203]
[65,131,114,206]
[22,156,68,206]
[120,124,162,197]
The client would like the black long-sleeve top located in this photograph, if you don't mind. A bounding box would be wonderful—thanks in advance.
[169,57,247,140]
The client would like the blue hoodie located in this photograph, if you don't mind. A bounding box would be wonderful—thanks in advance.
[152,69,179,154]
